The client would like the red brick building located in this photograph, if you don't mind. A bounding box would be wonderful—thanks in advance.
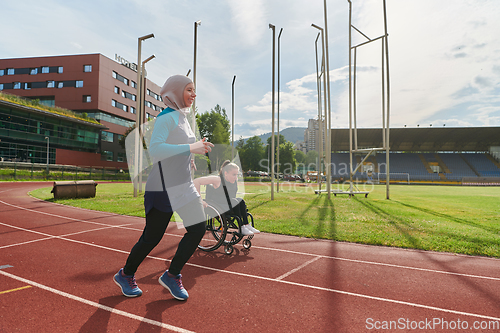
[0,54,164,169]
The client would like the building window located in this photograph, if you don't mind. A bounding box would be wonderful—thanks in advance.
[58,66,63,74]
[0,84,3,90]
[131,81,136,89]
[24,82,31,90]
[83,95,91,103]
[114,86,120,94]
[84,65,92,73]
[101,131,114,142]
[47,81,55,88]
[30,68,38,75]
[57,82,64,88]
[117,152,126,162]
[42,66,49,74]
[13,82,21,89]
[7,68,14,75]
[112,71,129,85]
[130,107,136,114]
[102,151,113,161]
[112,99,128,112]
[76,80,83,88]
[121,90,136,101]
[0,69,4,76]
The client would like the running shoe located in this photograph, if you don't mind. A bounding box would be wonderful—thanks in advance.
[114,268,143,297]
[247,225,260,233]
[240,224,254,236]
[159,271,189,301]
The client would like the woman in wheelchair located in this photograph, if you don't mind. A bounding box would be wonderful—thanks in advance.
[194,160,260,236]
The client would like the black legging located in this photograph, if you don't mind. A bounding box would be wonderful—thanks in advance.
[230,198,249,226]
[123,198,206,276]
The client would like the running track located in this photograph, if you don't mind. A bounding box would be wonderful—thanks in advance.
[0,182,499,332]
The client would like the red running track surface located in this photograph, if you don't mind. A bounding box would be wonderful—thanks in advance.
[0,182,499,332]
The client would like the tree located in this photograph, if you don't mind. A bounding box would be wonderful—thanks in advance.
[239,135,265,171]
[278,141,296,174]
[294,150,306,165]
[196,104,230,144]
[265,134,286,173]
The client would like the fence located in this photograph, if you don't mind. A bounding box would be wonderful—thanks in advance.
[0,161,129,181]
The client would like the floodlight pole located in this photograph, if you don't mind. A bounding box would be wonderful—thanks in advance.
[192,20,201,135]
[277,28,283,192]
[383,0,391,199]
[314,31,323,191]
[312,25,326,192]
[323,0,332,199]
[232,75,236,161]
[134,33,154,197]
[269,23,276,201]
[138,55,155,193]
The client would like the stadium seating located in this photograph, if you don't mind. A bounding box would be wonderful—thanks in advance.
[329,152,500,182]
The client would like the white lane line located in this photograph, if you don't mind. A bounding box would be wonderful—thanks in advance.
[276,256,322,280]
[246,244,500,282]
[1,198,499,282]
[0,224,134,250]
[0,269,195,333]
[1,221,499,322]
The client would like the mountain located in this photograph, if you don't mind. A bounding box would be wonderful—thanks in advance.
[239,127,306,145]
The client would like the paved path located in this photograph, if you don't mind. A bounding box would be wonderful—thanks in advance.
[0,182,499,332]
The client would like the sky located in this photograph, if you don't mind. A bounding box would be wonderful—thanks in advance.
[1,0,500,139]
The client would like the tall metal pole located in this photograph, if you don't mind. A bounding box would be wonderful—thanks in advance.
[134,33,154,197]
[45,136,49,173]
[269,24,276,201]
[232,75,236,161]
[192,21,201,134]
[277,28,283,193]
[314,31,323,191]
[383,0,391,199]
[348,0,353,195]
[323,0,332,199]
[138,55,155,193]
[313,24,327,192]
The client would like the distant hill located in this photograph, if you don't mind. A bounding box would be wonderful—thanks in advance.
[240,127,306,145]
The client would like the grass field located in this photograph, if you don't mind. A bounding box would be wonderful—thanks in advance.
[29,182,500,258]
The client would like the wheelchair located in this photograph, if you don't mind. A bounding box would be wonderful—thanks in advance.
[197,188,256,255]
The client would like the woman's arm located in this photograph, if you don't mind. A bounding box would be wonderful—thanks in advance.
[193,175,221,195]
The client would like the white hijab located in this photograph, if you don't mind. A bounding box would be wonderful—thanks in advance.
[160,75,193,115]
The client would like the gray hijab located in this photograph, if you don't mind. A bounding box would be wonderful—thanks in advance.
[160,75,193,115]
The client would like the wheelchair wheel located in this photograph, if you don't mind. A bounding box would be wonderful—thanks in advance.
[224,244,234,255]
[224,215,244,246]
[243,239,251,249]
[198,205,227,252]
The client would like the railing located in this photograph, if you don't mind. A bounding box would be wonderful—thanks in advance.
[0,161,129,181]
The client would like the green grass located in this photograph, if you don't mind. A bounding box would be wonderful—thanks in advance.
[29,182,500,258]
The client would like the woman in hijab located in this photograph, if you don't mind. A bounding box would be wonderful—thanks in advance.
[114,75,213,301]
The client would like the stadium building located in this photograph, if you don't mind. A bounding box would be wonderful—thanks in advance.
[0,54,164,168]
[329,127,500,184]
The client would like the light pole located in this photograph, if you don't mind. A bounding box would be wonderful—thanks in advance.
[134,33,154,197]
[192,20,201,133]
[322,0,332,199]
[312,28,324,191]
[231,75,236,161]
[138,54,155,193]
[269,23,276,201]
[45,136,49,174]
[277,28,283,193]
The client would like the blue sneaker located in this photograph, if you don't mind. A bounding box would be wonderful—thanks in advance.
[114,268,142,297]
[159,271,189,301]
